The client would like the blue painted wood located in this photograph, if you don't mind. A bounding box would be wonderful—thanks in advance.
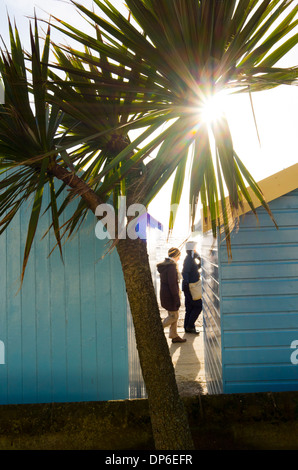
[0,224,8,403]
[224,381,298,394]
[224,364,298,381]
[6,210,23,404]
[222,296,298,315]
[222,278,298,296]
[0,186,129,405]
[228,226,298,245]
[220,189,298,394]
[95,248,114,400]
[224,312,298,330]
[224,346,294,364]
[202,188,298,394]
[110,252,129,400]
[221,244,296,262]
[20,203,38,404]
[224,330,298,348]
[221,260,298,279]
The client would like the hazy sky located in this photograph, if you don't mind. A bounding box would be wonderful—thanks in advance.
[1,0,298,234]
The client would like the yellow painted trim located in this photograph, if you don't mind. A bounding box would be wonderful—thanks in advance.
[202,163,298,233]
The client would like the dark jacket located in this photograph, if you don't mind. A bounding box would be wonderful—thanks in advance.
[182,252,201,290]
[157,258,181,311]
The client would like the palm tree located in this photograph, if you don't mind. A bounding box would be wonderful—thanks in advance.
[48,0,298,448]
[0,15,194,450]
[1,0,298,449]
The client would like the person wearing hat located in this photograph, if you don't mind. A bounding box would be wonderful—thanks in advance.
[157,247,186,343]
[182,241,202,334]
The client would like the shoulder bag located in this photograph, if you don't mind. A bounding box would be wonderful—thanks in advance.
[189,279,202,300]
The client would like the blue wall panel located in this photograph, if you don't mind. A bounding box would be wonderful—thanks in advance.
[202,188,298,394]
[0,188,129,405]
[220,189,298,394]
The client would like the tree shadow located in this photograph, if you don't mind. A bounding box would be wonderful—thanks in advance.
[169,330,206,396]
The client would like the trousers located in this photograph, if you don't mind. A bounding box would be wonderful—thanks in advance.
[183,287,202,330]
[162,310,179,338]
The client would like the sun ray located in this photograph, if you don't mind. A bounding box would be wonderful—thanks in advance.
[201,90,230,125]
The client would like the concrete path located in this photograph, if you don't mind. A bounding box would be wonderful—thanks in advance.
[162,312,207,396]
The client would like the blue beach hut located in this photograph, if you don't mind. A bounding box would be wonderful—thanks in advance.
[0,185,160,405]
[201,163,298,395]
[0,191,129,405]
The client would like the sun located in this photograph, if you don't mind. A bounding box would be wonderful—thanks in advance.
[201,90,229,124]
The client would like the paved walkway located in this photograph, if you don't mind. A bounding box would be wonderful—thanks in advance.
[162,311,207,396]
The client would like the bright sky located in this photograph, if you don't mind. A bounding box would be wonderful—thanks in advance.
[1,0,298,239]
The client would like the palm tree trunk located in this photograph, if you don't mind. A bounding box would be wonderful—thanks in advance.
[50,163,194,449]
[116,236,194,450]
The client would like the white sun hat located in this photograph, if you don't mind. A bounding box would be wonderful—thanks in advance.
[185,241,197,251]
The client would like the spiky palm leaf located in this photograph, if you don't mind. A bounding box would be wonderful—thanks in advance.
[47,27,152,237]
[0,18,65,280]
[50,0,298,249]
[0,11,154,280]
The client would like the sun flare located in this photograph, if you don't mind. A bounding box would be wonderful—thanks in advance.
[201,90,229,124]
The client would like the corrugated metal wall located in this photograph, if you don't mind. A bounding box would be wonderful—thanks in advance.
[0,187,129,404]
[127,219,164,400]
[201,231,223,394]
[220,188,298,393]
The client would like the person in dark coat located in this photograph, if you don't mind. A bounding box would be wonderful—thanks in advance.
[182,241,202,334]
[157,247,186,344]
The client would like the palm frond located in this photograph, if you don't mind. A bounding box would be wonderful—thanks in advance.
[0,18,65,280]
[33,1,298,245]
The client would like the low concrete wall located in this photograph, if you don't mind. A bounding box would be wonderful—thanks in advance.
[187,391,298,450]
[1,391,298,450]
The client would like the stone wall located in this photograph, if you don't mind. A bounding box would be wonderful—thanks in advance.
[1,392,298,450]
